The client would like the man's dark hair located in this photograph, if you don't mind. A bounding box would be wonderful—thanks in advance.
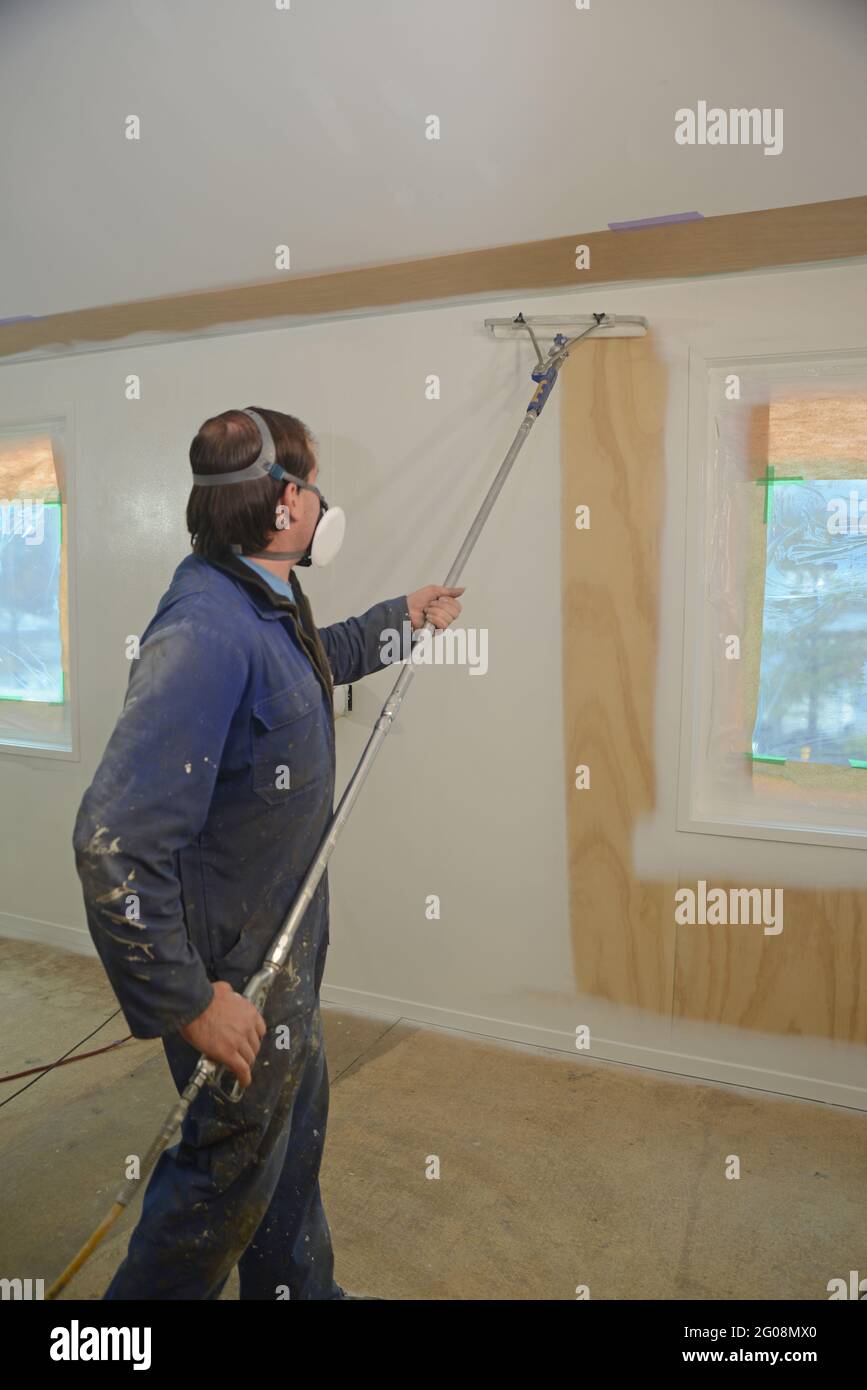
[187,406,316,559]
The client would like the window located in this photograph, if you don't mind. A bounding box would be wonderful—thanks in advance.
[0,423,73,753]
[680,353,867,848]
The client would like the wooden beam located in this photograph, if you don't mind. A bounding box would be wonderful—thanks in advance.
[2,195,866,361]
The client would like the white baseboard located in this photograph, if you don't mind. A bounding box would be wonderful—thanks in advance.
[0,910,96,957]
[3,915,862,1113]
[322,983,867,1113]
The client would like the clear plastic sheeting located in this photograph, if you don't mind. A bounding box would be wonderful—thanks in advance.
[752,480,867,765]
[0,501,64,702]
[0,422,70,752]
[681,354,867,846]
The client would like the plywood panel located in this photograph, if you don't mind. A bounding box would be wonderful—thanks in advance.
[561,342,867,1044]
[672,888,865,1040]
[560,337,675,1014]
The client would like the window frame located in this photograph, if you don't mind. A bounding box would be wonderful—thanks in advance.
[678,346,867,851]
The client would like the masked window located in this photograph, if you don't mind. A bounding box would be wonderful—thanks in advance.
[0,425,72,752]
[752,477,867,767]
[680,363,867,847]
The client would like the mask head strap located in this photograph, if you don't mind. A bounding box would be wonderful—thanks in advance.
[190,408,324,566]
[191,408,319,497]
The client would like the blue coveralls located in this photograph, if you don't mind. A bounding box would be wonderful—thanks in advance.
[72,551,410,1299]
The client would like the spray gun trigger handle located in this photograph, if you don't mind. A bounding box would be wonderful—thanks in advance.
[214,1067,245,1104]
[209,966,275,1103]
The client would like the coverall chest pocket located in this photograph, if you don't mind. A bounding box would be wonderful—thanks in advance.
[251,679,328,805]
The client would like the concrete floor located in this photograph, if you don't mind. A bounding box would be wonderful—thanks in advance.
[1,938,865,1301]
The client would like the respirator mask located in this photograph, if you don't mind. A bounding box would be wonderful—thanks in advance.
[191,407,345,567]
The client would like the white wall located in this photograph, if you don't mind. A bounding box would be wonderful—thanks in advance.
[2,258,866,1104]
[4,0,866,317]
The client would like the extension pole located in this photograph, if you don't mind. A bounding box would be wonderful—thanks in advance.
[46,317,599,1299]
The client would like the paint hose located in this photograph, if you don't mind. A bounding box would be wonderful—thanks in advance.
[46,1058,214,1299]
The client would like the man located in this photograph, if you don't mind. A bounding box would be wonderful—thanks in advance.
[73,406,463,1300]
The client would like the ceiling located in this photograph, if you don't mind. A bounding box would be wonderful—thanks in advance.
[1,0,865,320]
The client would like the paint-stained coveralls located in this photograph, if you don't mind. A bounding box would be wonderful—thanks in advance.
[73,550,410,1299]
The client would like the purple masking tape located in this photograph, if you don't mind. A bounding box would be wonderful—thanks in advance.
[0,315,39,325]
[608,212,704,231]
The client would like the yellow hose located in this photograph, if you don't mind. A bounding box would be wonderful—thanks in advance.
[46,1059,214,1299]
[46,1201,126,1301]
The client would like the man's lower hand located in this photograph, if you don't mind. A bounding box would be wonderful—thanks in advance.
[179,981,267,1089]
